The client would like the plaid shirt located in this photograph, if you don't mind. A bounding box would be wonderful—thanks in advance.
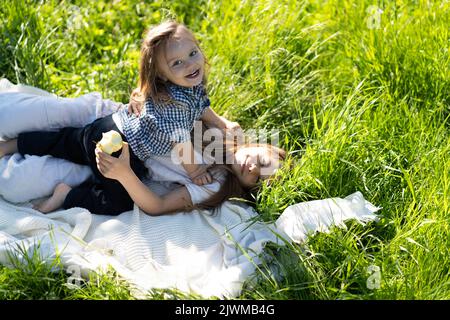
[117,82,210,161]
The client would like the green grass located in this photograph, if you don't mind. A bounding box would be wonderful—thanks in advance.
[0,0,449,300]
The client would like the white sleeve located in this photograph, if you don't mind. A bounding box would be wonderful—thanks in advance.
[185,180,222,205]
[0,79,122,139]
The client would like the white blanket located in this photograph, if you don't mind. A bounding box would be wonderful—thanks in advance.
[0,79,380,298]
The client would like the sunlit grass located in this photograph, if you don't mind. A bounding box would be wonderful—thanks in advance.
[0,0,448,299]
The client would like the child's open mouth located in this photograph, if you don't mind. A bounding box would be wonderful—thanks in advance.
[186,69,200,79]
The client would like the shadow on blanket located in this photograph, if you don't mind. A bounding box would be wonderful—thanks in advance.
[0,187,379,298]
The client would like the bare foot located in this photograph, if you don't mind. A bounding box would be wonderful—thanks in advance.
[33,183,72,213]
[0,139,18,159]
[0,141,6,158]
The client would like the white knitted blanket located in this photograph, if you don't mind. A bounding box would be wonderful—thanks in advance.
[0,191,379,298]
[0,79,380,298]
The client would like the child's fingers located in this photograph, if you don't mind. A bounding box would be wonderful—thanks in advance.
[96,158,109,173]
[100,151,114,161]
[194,176,204,186]
[98,163,113,179]
[96,151,114,164]
[190,165,212,180]
[97,162,105,175]
[191,166,206,178]
[97,157,112,168]
[196,177,205,185]
[196,173,211,185]
[191,169,214,185]
[128,102,141,116]
[127,104,134,114]
[119,142,130,162]
[96,154,112,171]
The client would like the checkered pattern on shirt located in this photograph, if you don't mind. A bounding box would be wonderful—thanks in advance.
[119,82,210,161]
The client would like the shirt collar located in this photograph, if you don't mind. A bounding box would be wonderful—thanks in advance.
[167,82,203,96]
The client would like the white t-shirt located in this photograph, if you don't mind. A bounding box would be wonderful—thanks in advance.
[144,151,227,205]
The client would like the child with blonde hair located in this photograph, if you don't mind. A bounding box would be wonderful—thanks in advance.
[0,21,240,215]
[120,21,240,184]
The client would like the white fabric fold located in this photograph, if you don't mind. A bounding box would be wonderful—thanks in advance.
[0,79,380,298]
[0,191,379,298]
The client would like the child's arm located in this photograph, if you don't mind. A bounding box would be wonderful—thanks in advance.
[201,108,241,131]
[119,170,193,215]
[96,143,193,215]
[173,141,212,186]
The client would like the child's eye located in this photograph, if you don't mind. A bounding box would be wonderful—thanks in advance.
[190,50,197,57]
[172,60,182,67]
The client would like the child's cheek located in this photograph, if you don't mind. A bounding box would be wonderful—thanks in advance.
[173,68,185,78]
[193,53,204,65]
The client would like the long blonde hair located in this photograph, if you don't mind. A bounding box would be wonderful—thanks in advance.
[134,21,208,104]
